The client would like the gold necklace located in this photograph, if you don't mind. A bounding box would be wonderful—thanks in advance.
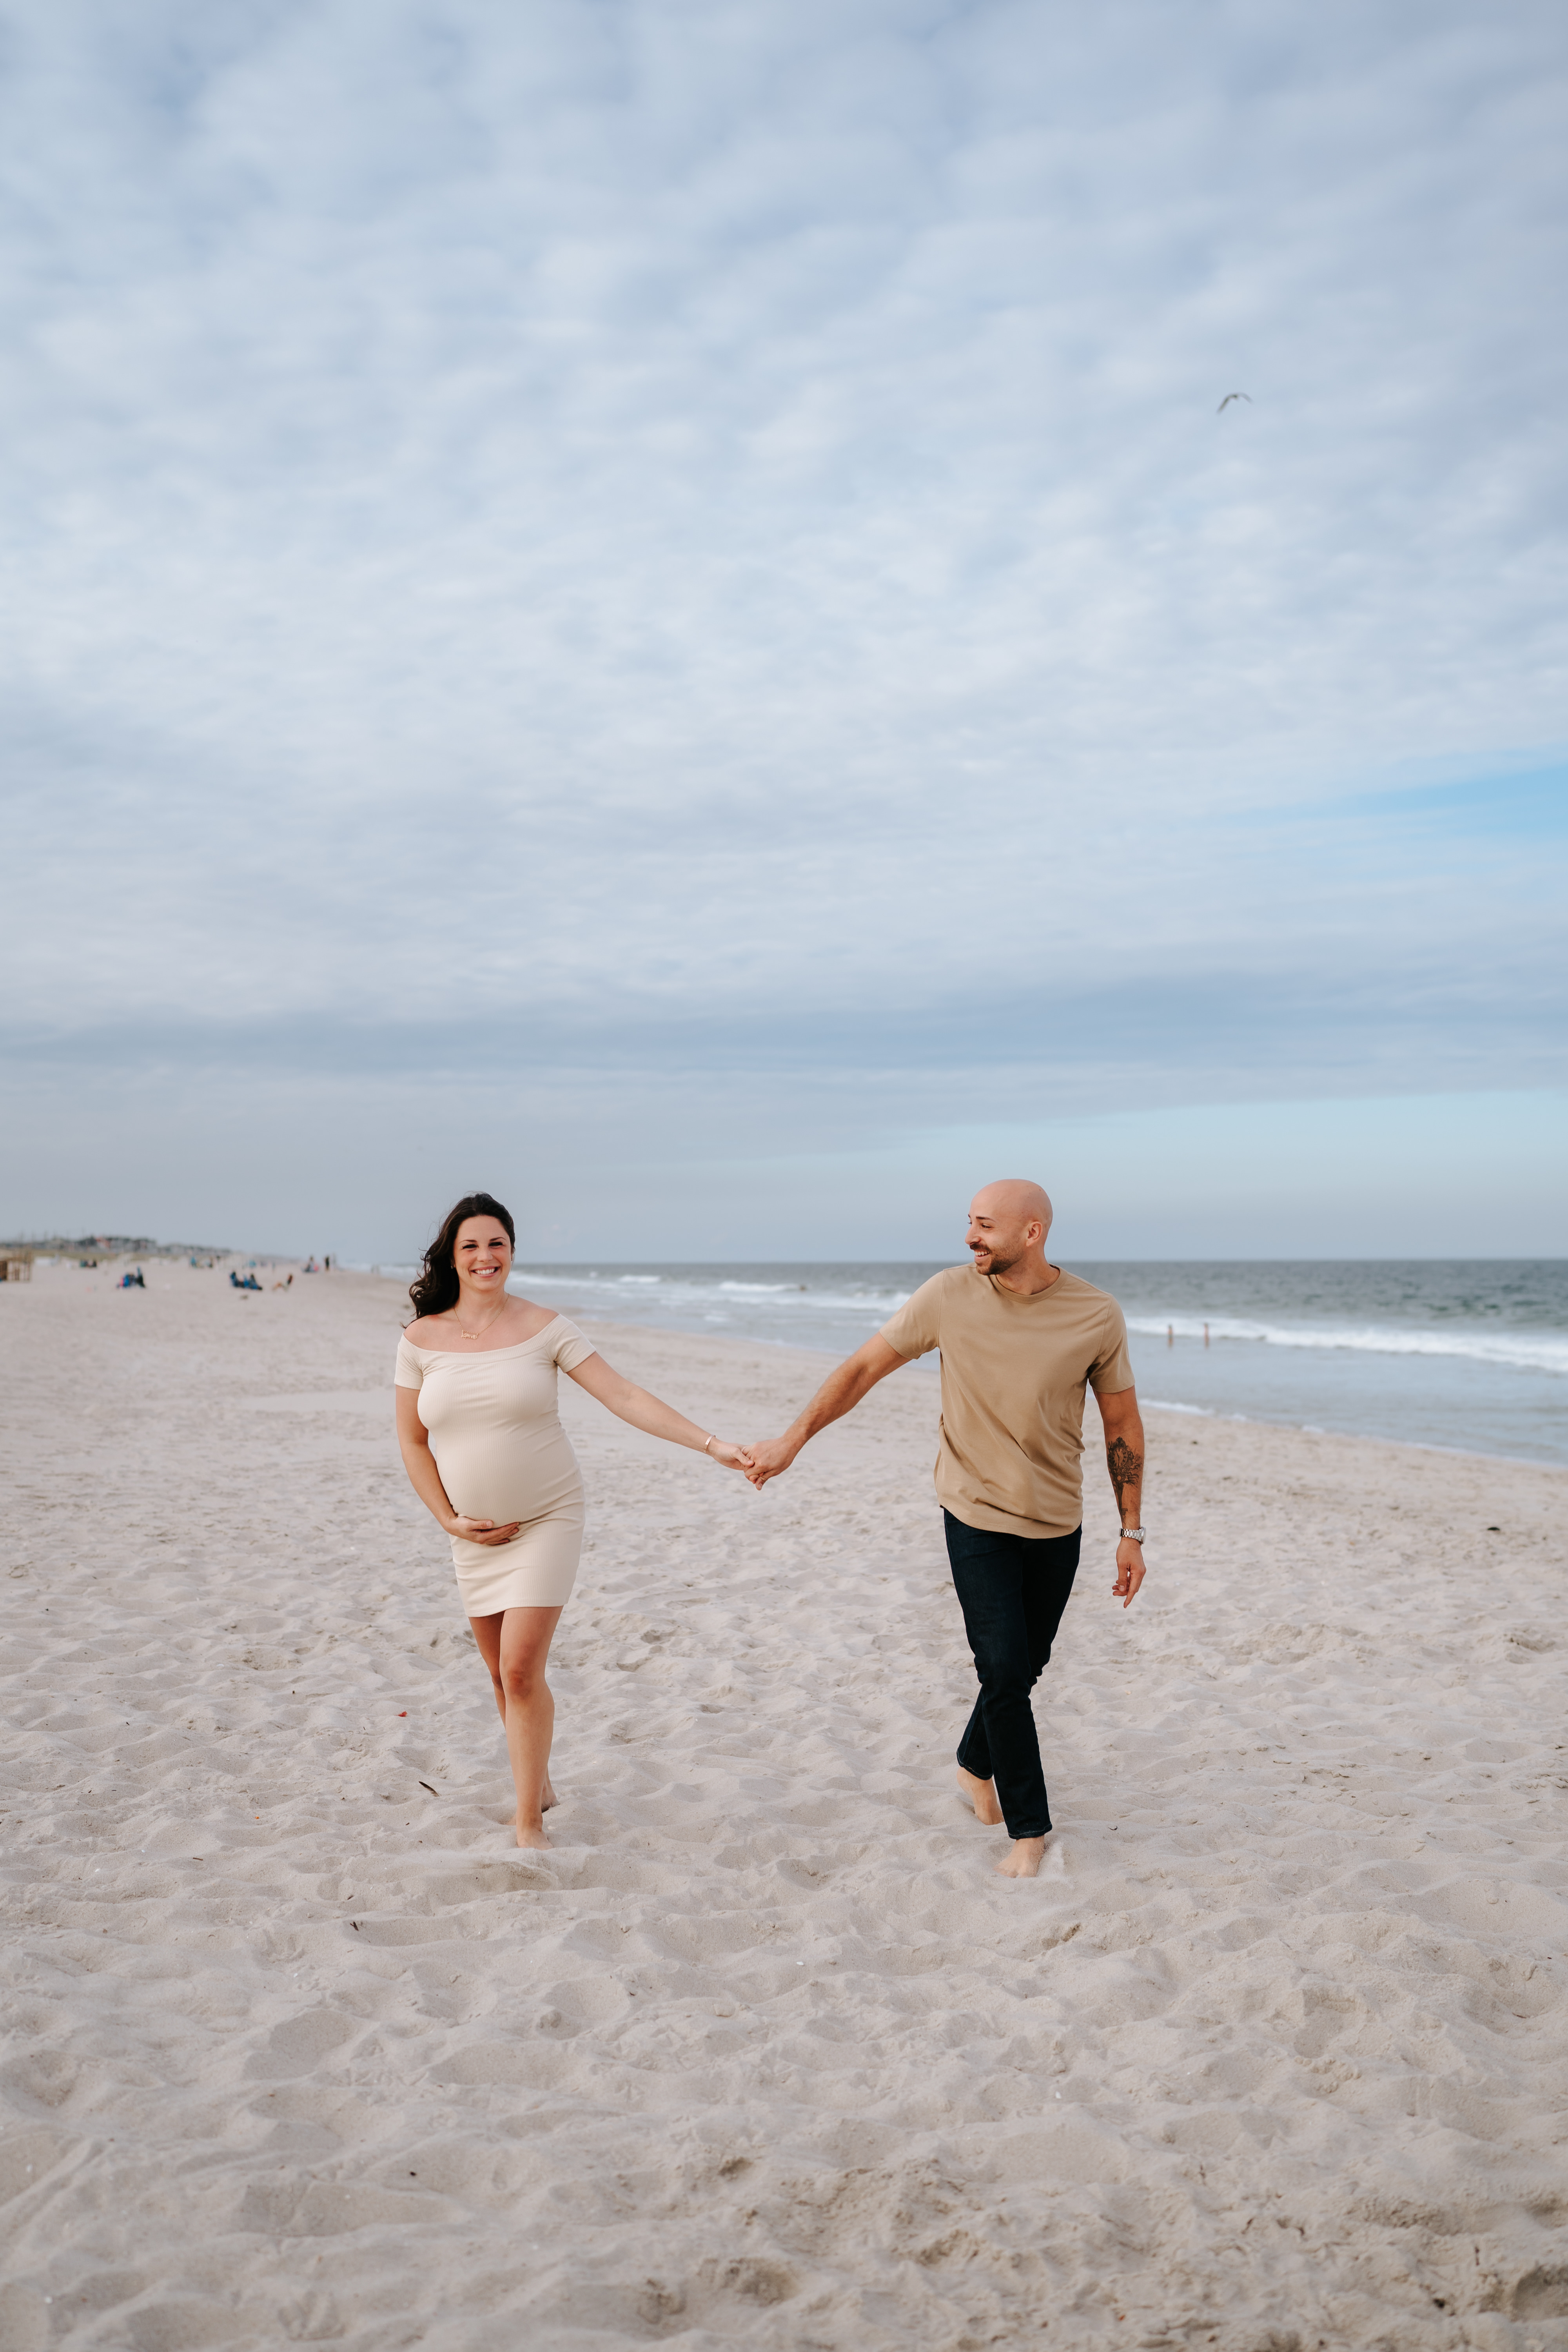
[452,1300,507,1341]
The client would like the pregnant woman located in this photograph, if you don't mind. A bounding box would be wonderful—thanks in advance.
[396,1192,753,1848]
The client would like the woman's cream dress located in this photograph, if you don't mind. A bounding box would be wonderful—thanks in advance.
[395,1317,598,1613]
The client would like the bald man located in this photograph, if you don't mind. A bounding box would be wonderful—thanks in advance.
[744,1181,1146,1878]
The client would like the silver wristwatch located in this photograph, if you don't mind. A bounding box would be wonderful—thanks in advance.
[1119,1527,1145,1543]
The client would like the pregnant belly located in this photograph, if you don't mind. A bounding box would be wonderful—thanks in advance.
[434,1423,583,1526]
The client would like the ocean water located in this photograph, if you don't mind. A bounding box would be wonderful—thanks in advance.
[482,1258,1568,1468]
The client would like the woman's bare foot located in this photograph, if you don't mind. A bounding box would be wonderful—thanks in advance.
[995,1836,1048,1878]
[956,1766,1005,1826]
[515,1819,553,1851]
[540,1775,559,1812]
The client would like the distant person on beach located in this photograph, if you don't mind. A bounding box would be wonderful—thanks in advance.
[395,1192,755,1850]
[743,1180,1146,1879]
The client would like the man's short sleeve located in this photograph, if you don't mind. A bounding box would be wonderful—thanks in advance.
[1088,1301,1135,1395]
[879,1273,946,1361]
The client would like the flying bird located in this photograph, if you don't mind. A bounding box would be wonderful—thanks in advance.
[1216,392,1252,413]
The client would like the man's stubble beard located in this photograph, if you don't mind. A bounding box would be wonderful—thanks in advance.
[972,1245,1021,1276]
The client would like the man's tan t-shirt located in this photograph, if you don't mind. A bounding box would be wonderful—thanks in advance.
[879,1264,1135,1539]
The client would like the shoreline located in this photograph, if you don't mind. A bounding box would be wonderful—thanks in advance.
[1139,1393,1568,1476]
[3,1258,1566,2348]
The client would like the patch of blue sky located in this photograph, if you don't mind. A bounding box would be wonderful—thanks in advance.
[1337,764,1568,838]
[1225,760,1568,840]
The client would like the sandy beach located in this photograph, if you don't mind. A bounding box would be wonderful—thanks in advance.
[2,1257,1566,2352]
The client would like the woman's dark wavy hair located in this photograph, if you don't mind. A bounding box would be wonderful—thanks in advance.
[408,1192,515,1321]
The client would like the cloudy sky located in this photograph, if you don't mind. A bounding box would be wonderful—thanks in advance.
[2,0,1564,1260]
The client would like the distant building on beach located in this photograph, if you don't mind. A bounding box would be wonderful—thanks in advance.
[0,1233,232,1271]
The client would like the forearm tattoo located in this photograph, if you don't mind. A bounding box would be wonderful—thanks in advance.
[1107,1435,1143,1513]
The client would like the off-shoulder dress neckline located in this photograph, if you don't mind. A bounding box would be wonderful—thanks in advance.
[402,1312,569,1358]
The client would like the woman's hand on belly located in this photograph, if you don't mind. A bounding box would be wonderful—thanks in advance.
[448,1514,524,1547]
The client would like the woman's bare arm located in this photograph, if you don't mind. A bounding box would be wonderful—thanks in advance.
[563,1354,753,1468]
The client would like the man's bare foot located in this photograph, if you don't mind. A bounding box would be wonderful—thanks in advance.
[995,1836,1048,1878]
[540,1775,559,1812]
[956,1766,1005,1826]
[515,1820,553,1851]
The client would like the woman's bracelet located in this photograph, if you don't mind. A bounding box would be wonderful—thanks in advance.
[703,1432,716,1454]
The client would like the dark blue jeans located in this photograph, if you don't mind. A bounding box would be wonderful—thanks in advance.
[944,1511,1082,1841]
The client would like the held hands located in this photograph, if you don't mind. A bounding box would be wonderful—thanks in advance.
[742,1437,798,1490]
[1112,1536,1146,1609]
[704,1437,756,1472]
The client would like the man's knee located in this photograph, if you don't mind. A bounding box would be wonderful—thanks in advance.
[973,1654,1033,1704]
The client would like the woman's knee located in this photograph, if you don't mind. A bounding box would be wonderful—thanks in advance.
[500,1659,547,1703]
